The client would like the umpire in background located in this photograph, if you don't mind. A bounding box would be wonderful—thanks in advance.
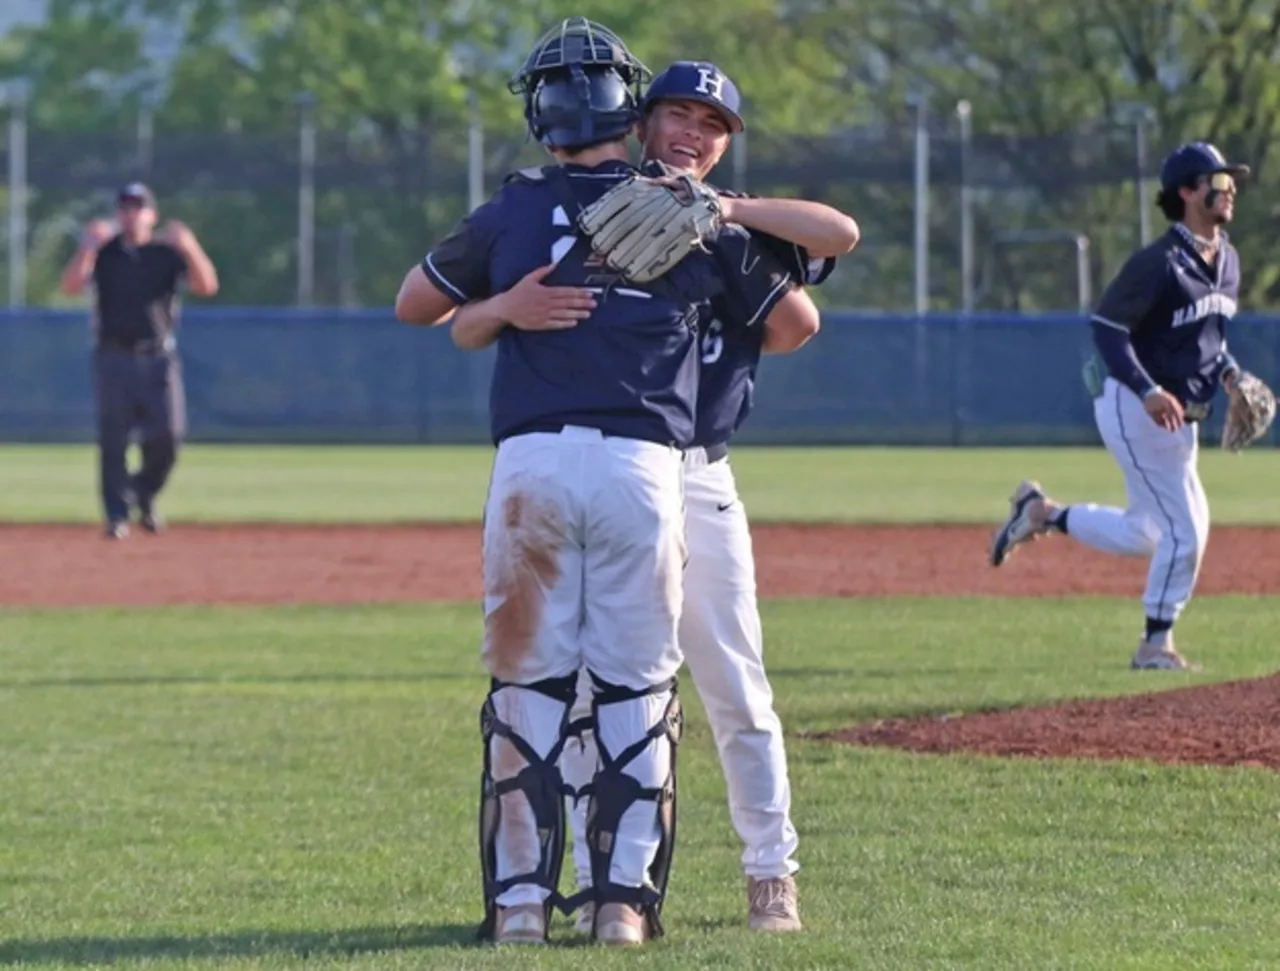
[59,182,219,539]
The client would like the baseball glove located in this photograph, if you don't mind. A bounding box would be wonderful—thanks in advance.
[1222,370,1277,452]
[576,173,724,283]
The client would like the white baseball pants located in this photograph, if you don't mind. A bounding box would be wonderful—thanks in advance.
[1064,378,1210,623]
[480,426,686,908]
[564,447,799,889]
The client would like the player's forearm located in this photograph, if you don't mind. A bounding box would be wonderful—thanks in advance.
[179,242,219,297]
[1090,320,1158,398]
[59,249,96,296]
[450,295,508,350]
[720,197,859,259]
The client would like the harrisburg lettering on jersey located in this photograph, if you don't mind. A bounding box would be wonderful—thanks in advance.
[692,226,837,448]
[92,237,188,345]
[1092,225,1240,405]
[423,160,792,448]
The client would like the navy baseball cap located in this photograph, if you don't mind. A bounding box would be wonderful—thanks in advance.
[117,181,156,208]
[642,61,744,133]
[1159,142,1250,192]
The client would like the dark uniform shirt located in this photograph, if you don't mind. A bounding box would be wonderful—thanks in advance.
[422,160,793,448]
[92,237,187,347]
[692,221,836,448]
[1091,224,1239,406]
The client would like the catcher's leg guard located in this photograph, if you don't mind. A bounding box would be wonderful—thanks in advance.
[476,673,577,942]
[559,670,597,895]
[577,672,683,940]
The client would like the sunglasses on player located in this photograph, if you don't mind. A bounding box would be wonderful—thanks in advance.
[1202,172,1237,193]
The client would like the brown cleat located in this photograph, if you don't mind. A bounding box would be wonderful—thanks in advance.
[493,902,546,945]
[748,875,803,932]
[594,902,647,946]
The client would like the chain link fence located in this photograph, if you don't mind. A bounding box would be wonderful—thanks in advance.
[0,97,1171,311]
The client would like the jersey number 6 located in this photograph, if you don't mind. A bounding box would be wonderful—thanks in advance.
[701,318,724,365]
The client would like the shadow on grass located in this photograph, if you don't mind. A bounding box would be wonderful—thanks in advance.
[0,923,481,966]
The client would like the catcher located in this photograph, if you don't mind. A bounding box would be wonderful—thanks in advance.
[990,140,1275,671]
[400,16,818,947]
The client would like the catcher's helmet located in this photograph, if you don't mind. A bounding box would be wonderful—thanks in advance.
[509,17,651,151]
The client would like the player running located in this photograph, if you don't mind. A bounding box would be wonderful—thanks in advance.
[395,19,817,948]
[989,141,1274,671]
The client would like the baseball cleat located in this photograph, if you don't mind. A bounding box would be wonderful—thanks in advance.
[103,521,130,540]
[747,875,802,932]
[593,902,647,946]
[989,479,1050,567]
[493,903,547,945]
[1130,636,1198,671]
[139,510,164,534]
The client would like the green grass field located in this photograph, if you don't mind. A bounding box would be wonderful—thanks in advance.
[2,445,1279,969]
[2,443,1280,524]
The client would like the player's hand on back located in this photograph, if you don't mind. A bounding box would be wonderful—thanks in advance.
[1143,387,1185,432]
[496,263,596,331]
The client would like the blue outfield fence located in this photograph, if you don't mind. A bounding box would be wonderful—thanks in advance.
[1,308,1277,447]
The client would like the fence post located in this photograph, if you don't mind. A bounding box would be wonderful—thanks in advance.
[7,79,29,309]
[956,99,974,315]
[732,128,747,193]
[907,93,930,315]
[137,93,156,177]
[467,87,484,212]
[1134,110,1153,246]
[295,91,316,308]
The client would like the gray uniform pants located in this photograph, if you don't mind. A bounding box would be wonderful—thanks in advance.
[92,345,186,524]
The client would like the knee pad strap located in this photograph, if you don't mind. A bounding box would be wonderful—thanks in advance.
[476,675,577,941]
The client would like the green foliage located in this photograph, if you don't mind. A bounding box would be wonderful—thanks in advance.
[5,1,1280,308]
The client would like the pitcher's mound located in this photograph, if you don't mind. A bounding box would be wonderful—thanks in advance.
[822,674,1280,770]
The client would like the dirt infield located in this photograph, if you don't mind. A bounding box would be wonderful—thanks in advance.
[3,521,1278,771]
[2,522,1280,607]
[824,674,1280,770]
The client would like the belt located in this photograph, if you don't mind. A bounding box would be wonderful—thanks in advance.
[1182,400,1212,423]
[97,335,174,355]
[684,443,728,466]
[503,422,680,449]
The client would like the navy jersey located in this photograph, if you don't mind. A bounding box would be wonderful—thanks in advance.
[423,160,791,447]
[692,224,837,448]
[1092,225,1240,405]
[92,237,187,345]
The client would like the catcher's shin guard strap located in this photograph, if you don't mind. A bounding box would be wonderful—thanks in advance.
[476,674,577,941]
[579,673,683,939]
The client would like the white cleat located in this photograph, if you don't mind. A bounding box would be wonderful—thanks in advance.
[493,903,546,945]
[1131,636,1199,671]
[594,902,647,946]
[990,479,1051,567]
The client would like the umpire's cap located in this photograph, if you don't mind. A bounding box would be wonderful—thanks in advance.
[1159,142,1250,193]
[643,61,744,133]
[117,181,156,208]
